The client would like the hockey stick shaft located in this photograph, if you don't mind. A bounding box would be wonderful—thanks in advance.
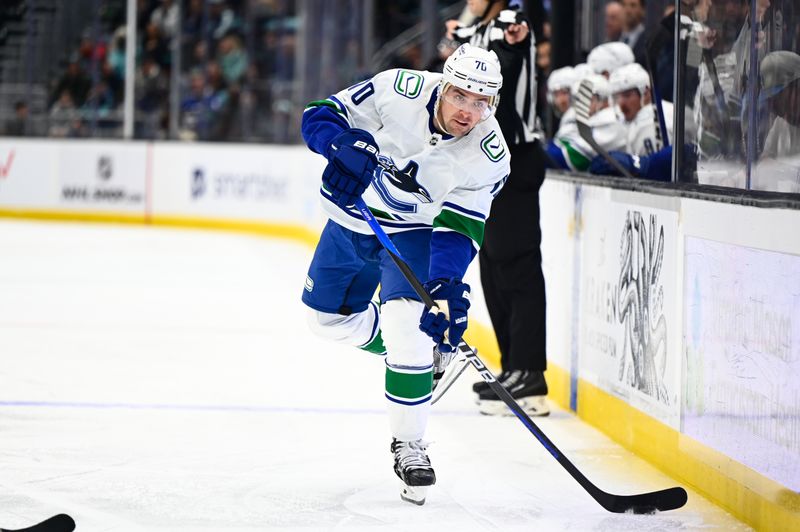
[353,197,687,513]
[645,29,671,149]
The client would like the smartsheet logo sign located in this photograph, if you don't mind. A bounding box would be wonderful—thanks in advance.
[191,167,207,199]
[190,167,287,202]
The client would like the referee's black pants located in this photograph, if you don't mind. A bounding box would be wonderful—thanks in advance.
[479,141,547,372]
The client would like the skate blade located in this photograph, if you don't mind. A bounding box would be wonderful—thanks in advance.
[478,396,550,417]
[400,483,428,506]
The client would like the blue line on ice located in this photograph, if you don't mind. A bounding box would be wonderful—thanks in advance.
[0,399,478,417]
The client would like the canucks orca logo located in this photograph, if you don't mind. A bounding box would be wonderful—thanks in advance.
[372,155,432,214]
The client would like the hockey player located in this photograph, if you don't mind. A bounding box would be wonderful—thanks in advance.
[545,74,627,172]
[587,41,635,79]
[609,62,674,157]
[546,66,577,137]
[547,66,577,119]
[549,63,592,141]
[300,43,509,504]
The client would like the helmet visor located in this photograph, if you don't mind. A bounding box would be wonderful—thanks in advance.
[441,86,496,120]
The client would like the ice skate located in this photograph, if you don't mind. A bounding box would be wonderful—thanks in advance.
[391,438,436,505]
[477,370,550,416]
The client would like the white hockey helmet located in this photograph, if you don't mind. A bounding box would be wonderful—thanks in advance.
[547,66,577,107]
[441,43,503,116]
[587,42,634,76]
[609,62,651,96]
[570,63,593,97]
[547,66,577,93]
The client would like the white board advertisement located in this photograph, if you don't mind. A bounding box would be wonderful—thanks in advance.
[540,178,578,371]
[56,141,148,212]
[578,191,681,426]
[151,143,326,229]
[0,139,58,208]
[683,237,800,490]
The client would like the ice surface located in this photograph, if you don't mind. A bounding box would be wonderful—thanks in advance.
[0,220,750,531]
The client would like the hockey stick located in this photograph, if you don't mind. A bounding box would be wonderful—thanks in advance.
[701,48,736,155]
[1,514,75,532]
[354,197,688,513]
[645,23,671,149]
[574,79,636,179]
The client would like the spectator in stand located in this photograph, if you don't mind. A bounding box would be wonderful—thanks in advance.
[142,21,170,68]
[620,0,646,47]
[180,69,211,140]
[210,0,239,40]
[207,57,237,140]
[218,33,248,86]
[135,53,169,138]
[4,101,30,137]
[49,91,84,138]
[107,27,127,80]
[77,34,107,73]
[50,61,91,108]
[150,0,179,39]
[183,0,203,39]
[621,0,647,66]
[180,62,231,141]
[182,0,204,65]
[187,40,209,71]
[83,80,116,118]
[605,1,625,42]
[101,62,124,106]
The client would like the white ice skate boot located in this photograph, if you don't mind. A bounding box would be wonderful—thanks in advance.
[391,438,436,505]
[477,370,550,416]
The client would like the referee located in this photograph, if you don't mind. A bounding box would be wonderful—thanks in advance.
[448,0,549,416]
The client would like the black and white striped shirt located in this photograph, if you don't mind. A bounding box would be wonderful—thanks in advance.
[454,10,541,145]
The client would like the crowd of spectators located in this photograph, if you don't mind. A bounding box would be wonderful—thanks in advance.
[3,0,471,141]
[6,0,798,193]
[16,0,302,141]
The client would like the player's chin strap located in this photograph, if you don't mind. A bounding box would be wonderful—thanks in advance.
[351,196,688,514]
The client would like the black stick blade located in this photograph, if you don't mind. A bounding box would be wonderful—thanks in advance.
[598,487,688,514]
[2,514,76,532]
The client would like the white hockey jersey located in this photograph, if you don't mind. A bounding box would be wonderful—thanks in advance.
[552,106,627,171]
[554,107,577,139]
[306,68,511,254]
[626,101,674,157]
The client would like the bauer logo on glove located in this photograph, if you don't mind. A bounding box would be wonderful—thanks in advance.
[323,128,380,208]
[418,278,471,353]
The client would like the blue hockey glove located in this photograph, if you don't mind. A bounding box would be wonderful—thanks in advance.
[589,145,679,182]
[419,279,471,353]
[588,151,647,178]
[323,128,379,208]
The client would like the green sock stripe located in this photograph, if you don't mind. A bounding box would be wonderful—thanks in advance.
[360,330,386,355]
[385,367,433,400]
